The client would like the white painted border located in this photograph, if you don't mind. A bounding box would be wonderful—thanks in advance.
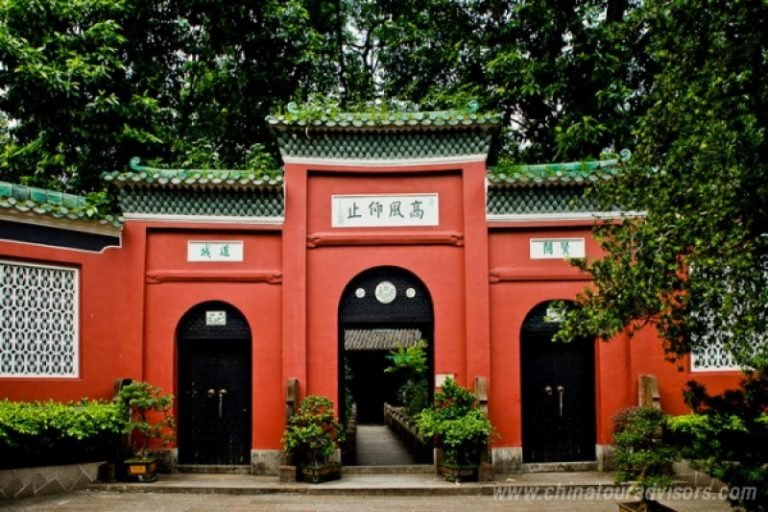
[690,353,742,373]
[530,237,586,259]
[0,259,80,379]
[282,154,488,167]
[122,213,284,225]
[0,210,122,237]
[487,211,646,223]
[331,193,439,228]
[187,240,244,262]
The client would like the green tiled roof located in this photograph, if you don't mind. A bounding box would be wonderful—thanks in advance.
[268,102,499,161]
[486,151,629,215]
[487,186,601,215]
[114,188,283,217]
[487,151,630,188]
[267,101,501,129]
[103,158,284,218]
[0,181,122,227]
[102,157,283,189]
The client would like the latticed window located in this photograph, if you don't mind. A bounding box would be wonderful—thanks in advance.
[0,260,79,377]
[691,341,740,372]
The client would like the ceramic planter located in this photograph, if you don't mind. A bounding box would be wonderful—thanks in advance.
[298,462,342,483]
[123,458,158,482]
[439,461,479,482]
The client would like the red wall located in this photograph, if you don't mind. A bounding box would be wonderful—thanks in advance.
[0,234,142,401]
[0,165,746,457]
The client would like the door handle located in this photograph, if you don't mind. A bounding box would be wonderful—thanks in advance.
[218,388,227,419]
[544,385,553,396]
[556,385,565,417]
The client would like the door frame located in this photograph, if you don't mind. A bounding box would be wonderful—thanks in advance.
[520,300,597,463]
[176,300,252,465]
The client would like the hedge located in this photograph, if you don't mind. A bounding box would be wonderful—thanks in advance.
[0,399,127,469]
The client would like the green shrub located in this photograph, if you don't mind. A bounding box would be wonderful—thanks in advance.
[0,399,126,469]
[416,378,493,466]
[116,381,175,460]
[613,407,677,501]
[668,374,768,512]
[282,395,344,467]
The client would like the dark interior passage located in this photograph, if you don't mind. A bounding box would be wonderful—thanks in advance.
[346,350,399,424]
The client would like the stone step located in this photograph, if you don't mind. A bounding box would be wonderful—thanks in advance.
[521,461,598,473]
[177,465,251,474]
[342,465,434,475]
[90,471,626,497]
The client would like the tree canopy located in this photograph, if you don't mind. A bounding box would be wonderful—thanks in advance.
[1,0,643,191]
[554,0,767,373]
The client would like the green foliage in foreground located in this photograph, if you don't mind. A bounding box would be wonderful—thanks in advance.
[613,406,676,500]
[669,374,768,512]
[0,398,126,468]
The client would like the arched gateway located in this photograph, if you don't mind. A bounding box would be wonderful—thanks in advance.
[338,266,434,426]
[177,301,252,465]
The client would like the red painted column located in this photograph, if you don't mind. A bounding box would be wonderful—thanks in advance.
[462,161,492,387]
[282,164,308,400]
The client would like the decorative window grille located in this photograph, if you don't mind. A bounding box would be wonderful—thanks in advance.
[691,342,740,372]
[0,260,79,377]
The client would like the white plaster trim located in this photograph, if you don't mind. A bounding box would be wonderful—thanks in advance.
[0,209,122,237]
[122,213,284,225]
[487,211,646,223]
[282,154,489,167]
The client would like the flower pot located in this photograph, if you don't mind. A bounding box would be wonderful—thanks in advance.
[439,461,479,482]
[123,458,158,482]
[298,462,342,484]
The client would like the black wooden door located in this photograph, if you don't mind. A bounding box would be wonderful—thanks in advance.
[521,305,595,463]
[178,303,251,465]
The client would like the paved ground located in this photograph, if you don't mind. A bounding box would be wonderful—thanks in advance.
[1,472,739,511]
[0,490,735,512]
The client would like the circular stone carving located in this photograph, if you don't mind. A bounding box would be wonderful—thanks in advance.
[355,287,366,299]
[374,281,397,304]
[406,287,416,298]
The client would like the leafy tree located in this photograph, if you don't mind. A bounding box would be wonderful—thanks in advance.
[385,340,429,415]
[556,0,768,371]
[0,0,340,191]
[0,0,164,191]
[344,0,641,161]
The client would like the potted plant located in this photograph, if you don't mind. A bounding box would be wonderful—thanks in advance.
[117,381,175,482]
[282,395,344,483]
[613,406,678,512]
[416,378,493,482]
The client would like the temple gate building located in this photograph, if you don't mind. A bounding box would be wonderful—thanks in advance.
[0,106,743,473]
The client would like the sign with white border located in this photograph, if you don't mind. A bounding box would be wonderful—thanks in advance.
[332,193,439,228]
[187,241,244,262]
[530,238,585,259]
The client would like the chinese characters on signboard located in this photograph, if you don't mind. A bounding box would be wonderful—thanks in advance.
[529,238,585,259]
[332,194,439,228]
[187,241,244,262]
